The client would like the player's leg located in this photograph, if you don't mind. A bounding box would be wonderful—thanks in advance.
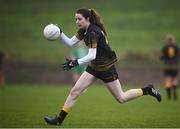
[172,77,178,100]
[63,71,96,108]
[172,69,178,100]
[165,76,172,100]
[106,79,161,103]
[44,71,97,125]
[106,80,140,103]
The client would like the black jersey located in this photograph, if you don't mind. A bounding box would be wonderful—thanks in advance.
[76,24,117,71]
[160,44,180,65]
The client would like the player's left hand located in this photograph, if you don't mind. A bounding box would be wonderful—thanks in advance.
[62,58,79,71]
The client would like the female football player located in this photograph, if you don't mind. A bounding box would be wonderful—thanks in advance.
[160,34,180,100]
[44,8,162,125]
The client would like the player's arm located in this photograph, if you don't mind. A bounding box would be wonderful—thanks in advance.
[62,31,98,70]
[178,46,180,60]
[59,32,80,47]
[77,48,96,65]
[59,29,85,47]
[160,47,165,60]
[160,50,164,60]
[62,48,96,71]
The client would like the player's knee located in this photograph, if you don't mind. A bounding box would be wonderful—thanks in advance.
[116,96,126,104]
[117,98,125,104]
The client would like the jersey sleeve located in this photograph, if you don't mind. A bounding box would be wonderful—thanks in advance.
[87,32,98,48]
[76,29,85,40]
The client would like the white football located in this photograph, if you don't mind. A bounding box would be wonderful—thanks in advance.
[43,24,60,41]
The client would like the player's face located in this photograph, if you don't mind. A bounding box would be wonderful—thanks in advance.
[166,38,175,44]
[75,13,90,29]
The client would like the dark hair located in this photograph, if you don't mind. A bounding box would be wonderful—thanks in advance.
[76,8,107,36]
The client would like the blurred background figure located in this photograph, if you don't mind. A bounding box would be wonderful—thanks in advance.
[160,34,180,100]
[0,51,6,87]
[70,41,88,84]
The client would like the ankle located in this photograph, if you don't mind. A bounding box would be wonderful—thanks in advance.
[57,110,68,124]
[142,86,151,95]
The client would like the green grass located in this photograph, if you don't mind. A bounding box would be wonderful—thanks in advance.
[0,84,180,128]
[0,0,180,63]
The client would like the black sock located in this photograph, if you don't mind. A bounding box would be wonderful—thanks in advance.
[173,85,178,100]
[57,110,68,124]
[142,86,151,95]
[166,88,171,100]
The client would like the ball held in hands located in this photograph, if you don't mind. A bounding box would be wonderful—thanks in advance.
[43,24,61,41]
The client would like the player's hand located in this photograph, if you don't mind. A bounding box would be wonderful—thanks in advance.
[62,58,79,71]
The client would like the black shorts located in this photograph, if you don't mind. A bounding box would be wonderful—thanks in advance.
[164,69,178,77]
[86,65,118,83]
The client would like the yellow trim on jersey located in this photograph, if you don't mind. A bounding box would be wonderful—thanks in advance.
[90,58,117,68]
[91,41,97,48]
[89,60,117,71]
[139,89,143,96]
[90,63,114,71]
[62,106,70,113]
[87,41,97,48]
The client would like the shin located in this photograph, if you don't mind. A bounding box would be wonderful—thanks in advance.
[63,72,96,110]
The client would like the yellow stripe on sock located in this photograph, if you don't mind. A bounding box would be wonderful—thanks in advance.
[139,89,143,96]
[63,106,70,113]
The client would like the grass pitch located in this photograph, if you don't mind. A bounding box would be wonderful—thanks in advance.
[0,84,180,128]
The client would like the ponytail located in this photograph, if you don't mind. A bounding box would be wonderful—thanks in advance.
[89,9,107,36]
[76,8,107,36]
